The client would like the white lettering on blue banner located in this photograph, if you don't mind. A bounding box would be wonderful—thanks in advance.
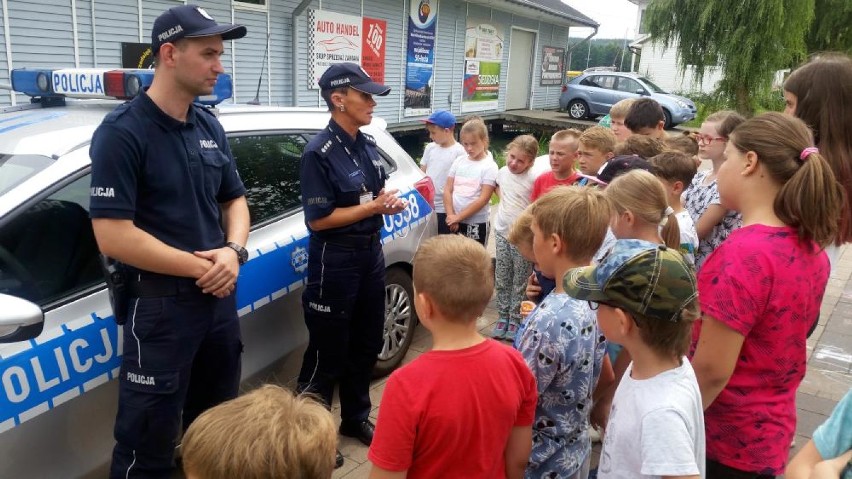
[51,69,106,96]
[0,319,120,427]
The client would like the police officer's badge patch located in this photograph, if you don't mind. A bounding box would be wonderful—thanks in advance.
[291,246,308,274]
[196,7,214,20]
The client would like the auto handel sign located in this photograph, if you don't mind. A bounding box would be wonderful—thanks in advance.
[462,20,503,113]
[307,9,387,89]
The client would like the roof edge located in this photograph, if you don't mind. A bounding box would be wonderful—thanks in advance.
[505,0,599,29]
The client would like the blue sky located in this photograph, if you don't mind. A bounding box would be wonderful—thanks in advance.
[564,0,639,39]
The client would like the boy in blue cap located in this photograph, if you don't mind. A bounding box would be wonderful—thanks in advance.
[419,110,465,233]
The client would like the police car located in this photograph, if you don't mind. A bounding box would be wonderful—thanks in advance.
[0,68,436,477]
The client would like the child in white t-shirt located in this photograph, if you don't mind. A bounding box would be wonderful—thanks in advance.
[650,151,700,266]
[564,239,705,479]
[419,110,466,234]
[491,134,538,341]
[444,117,498,246]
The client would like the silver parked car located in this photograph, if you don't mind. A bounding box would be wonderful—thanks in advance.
[0,68,436,478]
[559,71,697,128]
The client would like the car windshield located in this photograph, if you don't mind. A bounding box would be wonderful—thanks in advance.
[638,77,668,94]
[0,154,54,196]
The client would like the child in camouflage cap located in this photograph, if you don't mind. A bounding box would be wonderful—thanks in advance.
[563,239,705,478]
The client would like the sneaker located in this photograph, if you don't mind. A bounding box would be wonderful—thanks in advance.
[505,321,519,342]
[491,319,509,339]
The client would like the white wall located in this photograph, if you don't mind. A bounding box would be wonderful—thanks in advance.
[636,39,722,94]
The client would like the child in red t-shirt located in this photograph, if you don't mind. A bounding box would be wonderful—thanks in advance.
[368,235,538,479]
[690,113,843,477]
[531,129,583,201]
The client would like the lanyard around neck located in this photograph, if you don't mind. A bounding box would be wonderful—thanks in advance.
[328,124,359,168]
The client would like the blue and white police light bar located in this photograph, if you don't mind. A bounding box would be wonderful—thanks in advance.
[11,68,233,105]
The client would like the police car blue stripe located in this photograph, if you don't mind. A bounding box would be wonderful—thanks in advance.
[0,111,68,134]
[0,111,41,125]
[0,189,433,430]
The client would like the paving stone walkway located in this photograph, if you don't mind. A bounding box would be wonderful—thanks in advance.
[332,244,852,478]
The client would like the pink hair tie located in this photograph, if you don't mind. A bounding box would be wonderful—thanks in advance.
[800,147,819,161]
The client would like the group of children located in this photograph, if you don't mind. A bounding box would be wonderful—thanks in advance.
[174,54,852,479]
[369,95,841,478]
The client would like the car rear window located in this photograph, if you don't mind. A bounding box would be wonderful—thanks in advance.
[0,154,54,196]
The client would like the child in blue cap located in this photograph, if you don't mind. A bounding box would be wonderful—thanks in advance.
[419,110,465,233]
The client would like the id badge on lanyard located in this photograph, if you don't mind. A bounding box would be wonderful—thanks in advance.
[330,124,378,205]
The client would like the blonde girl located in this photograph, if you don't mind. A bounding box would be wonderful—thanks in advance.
[606,169,681,250]
[443,117,499,245]
[597,169,682,405]
[492,134,538,340]
[690,112,842,477]
[683,110,746,268]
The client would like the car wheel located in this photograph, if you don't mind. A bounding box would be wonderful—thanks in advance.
[373,267,418,377]
[567,100,589,120]
[662,109,673,129]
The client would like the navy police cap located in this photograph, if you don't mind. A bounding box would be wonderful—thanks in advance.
[319,63,391,96]
[152,4,247,55]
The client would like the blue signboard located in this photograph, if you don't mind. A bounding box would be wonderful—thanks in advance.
[404,0,437,117]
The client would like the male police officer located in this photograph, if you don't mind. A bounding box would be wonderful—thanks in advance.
[298,63,407,467]
[89,5,249,477]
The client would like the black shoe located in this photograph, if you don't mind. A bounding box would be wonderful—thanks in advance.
[335,450,344,469]
[339,419,375,446]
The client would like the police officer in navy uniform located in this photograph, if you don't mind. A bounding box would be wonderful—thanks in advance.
[88,5,250,478]
[298,63,407,467]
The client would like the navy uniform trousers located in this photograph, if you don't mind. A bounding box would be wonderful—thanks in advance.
[110,277,242,478]
[297,235,385,423]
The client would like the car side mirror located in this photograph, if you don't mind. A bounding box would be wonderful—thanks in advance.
[635,89,648,96]
[0,294,44,343]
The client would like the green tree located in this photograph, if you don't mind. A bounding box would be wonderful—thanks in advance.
[567,38,631,71]
[645,0,813,114]
[807,0,852,54]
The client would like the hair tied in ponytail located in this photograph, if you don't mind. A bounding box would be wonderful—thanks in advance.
[799,146,819,162]
[660,206,675,226]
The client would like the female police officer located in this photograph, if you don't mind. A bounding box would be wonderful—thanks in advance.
[297,63,407,467]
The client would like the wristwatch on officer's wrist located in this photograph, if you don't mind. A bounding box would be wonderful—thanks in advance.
[225,242,248,265]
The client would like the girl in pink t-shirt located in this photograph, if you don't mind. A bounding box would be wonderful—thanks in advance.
[689,113,843,478]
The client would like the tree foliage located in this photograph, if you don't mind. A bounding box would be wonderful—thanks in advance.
[566,38,632,71]
[807,0,852,54]
[645,0,813,114]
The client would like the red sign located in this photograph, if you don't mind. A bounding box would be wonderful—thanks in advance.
[361,17,386,83]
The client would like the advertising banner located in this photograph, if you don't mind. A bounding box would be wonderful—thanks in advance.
[403,0,437,117]
[121,43,154,69]
[540,46,565,86]
[362,18,387,83]
[462,20,503,112]
[307,10,386,89]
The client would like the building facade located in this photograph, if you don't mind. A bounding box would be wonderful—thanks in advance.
[0,0,597,125]
[627,0,722,94]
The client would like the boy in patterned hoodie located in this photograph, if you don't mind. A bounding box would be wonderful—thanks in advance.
[514,186,614,479]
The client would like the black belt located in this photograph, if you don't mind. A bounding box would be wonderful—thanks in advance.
[312,232,380,249]
[126,275,201,298]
